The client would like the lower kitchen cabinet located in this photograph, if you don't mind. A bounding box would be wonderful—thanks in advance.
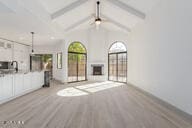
[0,75,13,101]
[23,73,31,91]
[0,71,44,104]
[40,72,44,86]
[31,72,44,88]
[14,74,24,95]
[31,72,39,88]
[3,75,13,99]
[0,76,4,101]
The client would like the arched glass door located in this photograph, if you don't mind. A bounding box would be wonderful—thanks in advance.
[108,42,127,83]
[68,42,87,82]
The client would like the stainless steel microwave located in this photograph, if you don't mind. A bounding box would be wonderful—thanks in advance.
[0,61,13,69]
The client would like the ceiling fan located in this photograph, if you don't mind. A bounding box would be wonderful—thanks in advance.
[91,1,108,27]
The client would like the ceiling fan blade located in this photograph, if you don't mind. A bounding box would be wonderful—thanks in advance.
[90,22,95,25]
[102,19,109,22]
[96,25,100,30]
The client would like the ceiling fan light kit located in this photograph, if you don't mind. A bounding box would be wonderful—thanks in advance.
[95,18,101,25]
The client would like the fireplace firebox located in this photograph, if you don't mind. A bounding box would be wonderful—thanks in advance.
[91,64,104,76]
[93,66,102,75]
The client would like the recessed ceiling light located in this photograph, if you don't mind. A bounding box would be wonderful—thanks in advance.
[51,37,55,40]
[19,37,24,40]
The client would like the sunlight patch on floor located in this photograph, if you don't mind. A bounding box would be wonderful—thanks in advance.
[57,81,124,97]
[57,87,88,97]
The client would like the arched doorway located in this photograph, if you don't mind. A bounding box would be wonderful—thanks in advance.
[108,42,127,83]
[68,42,87,83]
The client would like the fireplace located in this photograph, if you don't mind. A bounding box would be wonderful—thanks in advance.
[91,64,104,76]
[93,66,102,75]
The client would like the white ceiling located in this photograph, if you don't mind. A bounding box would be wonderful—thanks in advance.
[120,0,160,13]
[0,0,160,45]
[39,0,79,14]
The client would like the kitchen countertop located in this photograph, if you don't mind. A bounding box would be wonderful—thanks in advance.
[0,70,44,77]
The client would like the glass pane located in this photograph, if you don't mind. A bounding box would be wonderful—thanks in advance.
[108,52,127,83]
[68,53,78,82]
[78,54,86,81]
[68,42,86,53]
[117,53,127,82]
[109,54,117,81]
[109,42,126,53]
[68,42,87,83]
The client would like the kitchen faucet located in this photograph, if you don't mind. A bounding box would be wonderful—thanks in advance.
[11,61,18,72]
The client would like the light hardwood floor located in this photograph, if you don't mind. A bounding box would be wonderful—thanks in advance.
[0,81,191,128]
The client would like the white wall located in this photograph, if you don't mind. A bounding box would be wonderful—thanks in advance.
[129,0,192,115]
[87,28,108,81]
[63,28,130,82]
[87,28,130,81]
[62,30,89,83]
[38,28,130,83]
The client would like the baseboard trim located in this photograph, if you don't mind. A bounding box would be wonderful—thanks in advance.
[127,82,192,124]
[51,79,65,84]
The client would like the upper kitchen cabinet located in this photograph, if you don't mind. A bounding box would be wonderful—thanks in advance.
[0,39,30,70]
[13,43,30,71]
[0,39,13,61]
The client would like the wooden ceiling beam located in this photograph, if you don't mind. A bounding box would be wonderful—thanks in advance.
[51,0,88,19]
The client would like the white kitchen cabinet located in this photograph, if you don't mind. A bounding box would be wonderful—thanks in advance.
[37,72,44,88]
[14,74,24,95]
[29,72,44,89]
[0,48,12,61]
[35,72,41,88]
[40,72,44,86]
[23,73,31,91]
[0,40,13,61]
[39,72,44,87]
[0,76,4,101]
[31,72,41,88]
[13,44,30,71]
[2,75,13,100]
[4,48,13,61]
[0,72,44,104]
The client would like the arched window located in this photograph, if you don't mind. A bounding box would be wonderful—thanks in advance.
[108,42,127,83]
[68,42,86,53]
[109,42,127,53]
[68,42,87,82]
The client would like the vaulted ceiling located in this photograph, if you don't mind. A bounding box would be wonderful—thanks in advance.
[0,0,160,45]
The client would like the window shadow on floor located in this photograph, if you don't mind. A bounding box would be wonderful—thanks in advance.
[57,81,125,97]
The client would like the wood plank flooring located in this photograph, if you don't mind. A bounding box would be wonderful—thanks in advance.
[0,81,191,128]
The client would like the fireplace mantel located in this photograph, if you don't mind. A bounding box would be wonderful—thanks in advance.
[91,64,104,67]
